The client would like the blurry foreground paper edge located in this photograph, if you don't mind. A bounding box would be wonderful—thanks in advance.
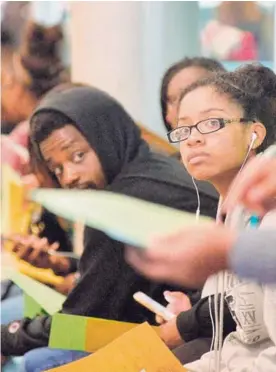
[3,267,66,315]
[31,189,212,249]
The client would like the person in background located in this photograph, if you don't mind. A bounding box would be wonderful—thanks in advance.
[160,57,226,132]
[1,157,76,325]
[1,1,30,50]
[1,19,69,135]
[155,57,226,363]
[201,1,259,61]
[1,13,69,172]
[1,14,73,327]
[127,63,276,371]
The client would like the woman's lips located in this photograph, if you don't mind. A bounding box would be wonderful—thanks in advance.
[187,152,209,165]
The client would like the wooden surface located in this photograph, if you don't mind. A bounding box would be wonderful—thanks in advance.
[139,124,178,156]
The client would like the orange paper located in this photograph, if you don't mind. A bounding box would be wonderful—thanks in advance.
[85,317,148,352]
[48,323,186,372]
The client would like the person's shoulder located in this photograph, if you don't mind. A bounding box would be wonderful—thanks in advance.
[153,152,219,199]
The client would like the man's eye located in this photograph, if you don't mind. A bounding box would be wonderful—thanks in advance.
[73,152,85,163]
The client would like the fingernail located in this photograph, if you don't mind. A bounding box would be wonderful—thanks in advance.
[164,292,173,302]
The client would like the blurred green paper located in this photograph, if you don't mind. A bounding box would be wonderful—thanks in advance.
[6,269,65,315]
[31,189,212,248]
[23,293,47,318]
[49,313,87,351]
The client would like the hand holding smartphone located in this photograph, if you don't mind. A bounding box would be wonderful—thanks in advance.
[133,291,175,322]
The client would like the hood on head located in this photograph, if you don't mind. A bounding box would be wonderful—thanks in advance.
[30,86,148,183]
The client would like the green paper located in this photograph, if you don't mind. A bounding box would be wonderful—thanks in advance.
[49,313,87,351]
[24,293,47,318]
[8,269,66,315]
[31,189,212,248]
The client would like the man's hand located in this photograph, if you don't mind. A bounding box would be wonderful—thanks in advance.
[6,234,70,275]
[222,157,276,216]
[8,234,59,268]
[126,224,236,288]
[22,173,40,190]
[54,272,80,295]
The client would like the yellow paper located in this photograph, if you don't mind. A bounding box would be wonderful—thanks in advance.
[1,165,22,234]
[2,250,63,286]
[1,164,32,235]
[48,323,186,372]
[16,259,63,286]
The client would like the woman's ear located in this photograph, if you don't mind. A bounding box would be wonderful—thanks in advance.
[250,122,267,150]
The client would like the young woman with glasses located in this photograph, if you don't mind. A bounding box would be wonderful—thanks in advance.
[127,63,276,372]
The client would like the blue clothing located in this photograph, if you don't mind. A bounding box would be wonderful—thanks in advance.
[1,282,24,325]
[231,229,276,283]
[2,357,23,372]
[21,348,89,372]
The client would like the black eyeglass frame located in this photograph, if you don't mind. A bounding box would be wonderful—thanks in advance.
[167,118,256,143]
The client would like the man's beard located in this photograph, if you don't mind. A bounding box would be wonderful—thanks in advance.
[69,182,99,190]
[85,182,99,190]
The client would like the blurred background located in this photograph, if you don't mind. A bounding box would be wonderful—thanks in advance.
[1,1,275,137]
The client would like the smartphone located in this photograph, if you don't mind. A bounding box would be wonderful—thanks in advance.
[133,291,175,321]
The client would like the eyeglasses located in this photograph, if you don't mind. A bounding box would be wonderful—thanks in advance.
[167,118,255,143]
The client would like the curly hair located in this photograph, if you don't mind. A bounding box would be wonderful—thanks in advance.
[179,63,276,153]
[15,21,70,98]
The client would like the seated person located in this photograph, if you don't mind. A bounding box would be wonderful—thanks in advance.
[126,64,276,371]
[153,57,227,363]
[2,86,218,371]
[1,158,77,325]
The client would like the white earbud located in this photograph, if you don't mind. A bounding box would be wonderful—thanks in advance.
[251,132,258,144]
[249,132,258,151]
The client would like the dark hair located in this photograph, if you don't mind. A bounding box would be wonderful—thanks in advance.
[179,63,276,153]
[29,110,73,185]
[31,81,90,141]
[16,21,70,98]
[28,82,91,186]
[160,57,226,131]
[31,110,72,144]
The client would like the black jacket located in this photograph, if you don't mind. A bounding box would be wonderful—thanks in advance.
[176,295,236,342]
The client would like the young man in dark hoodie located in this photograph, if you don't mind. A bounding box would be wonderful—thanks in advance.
[1,86,223,371]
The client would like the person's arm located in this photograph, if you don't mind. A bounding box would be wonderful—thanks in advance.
[222,155,276,216]
[126,224,234,288]
[1,315,51,356]
[176,294,235,342]
[6,234,75,276]
[230,229,276,283]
